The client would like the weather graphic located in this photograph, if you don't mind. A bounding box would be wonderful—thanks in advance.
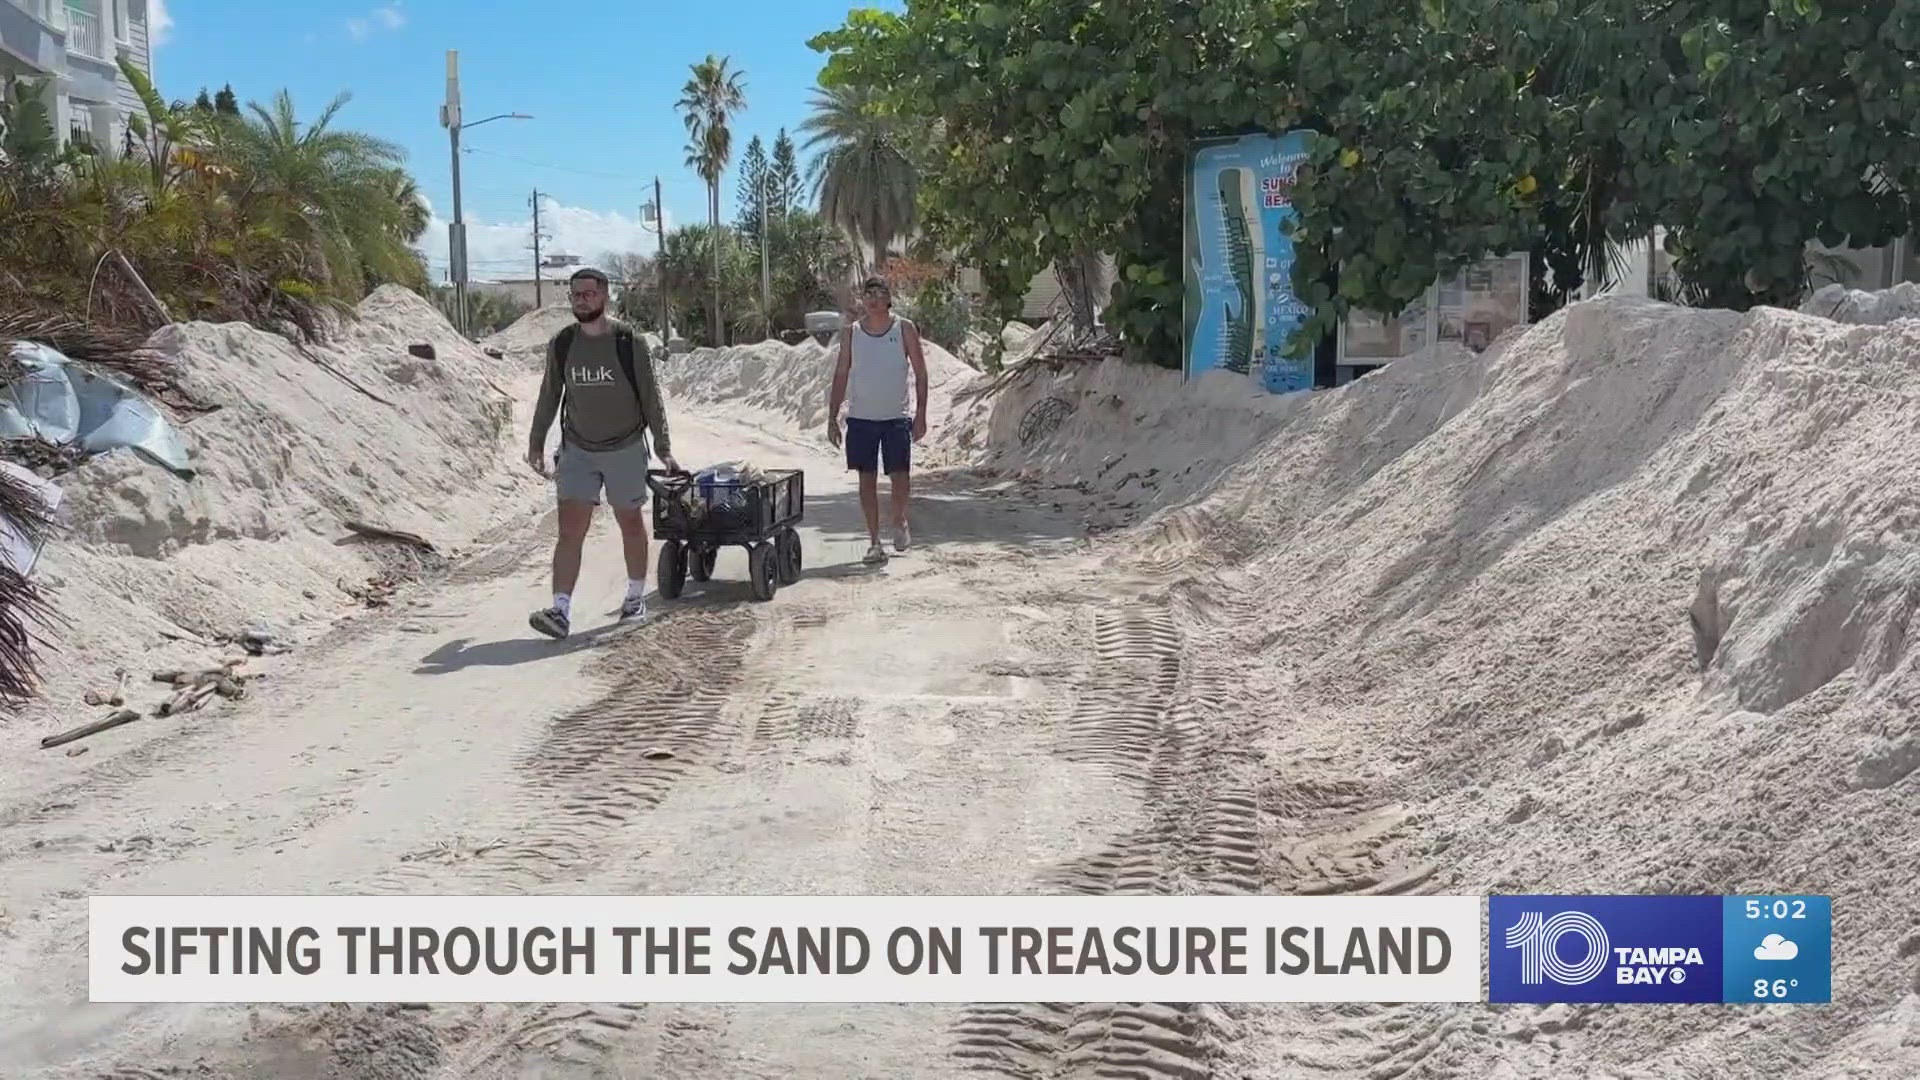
[1722,896,1831,1003]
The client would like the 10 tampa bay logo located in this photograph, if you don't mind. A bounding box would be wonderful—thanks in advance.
[1504,910,1705,987]
[1488,896,1723,1004]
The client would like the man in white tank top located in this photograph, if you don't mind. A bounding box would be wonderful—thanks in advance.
[827,276,930,565]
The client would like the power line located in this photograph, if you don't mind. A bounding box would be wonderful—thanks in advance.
[462,145,709,192]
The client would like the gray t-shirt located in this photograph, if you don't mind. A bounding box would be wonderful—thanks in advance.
[529,322,671,455]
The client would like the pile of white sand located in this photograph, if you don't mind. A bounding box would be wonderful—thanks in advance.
[482,303,576,360]
[656,334,975,467]
[941,292,1920,1074]
[15,286,528,728]
[483,305,665,366]
[1801,281,1920,326]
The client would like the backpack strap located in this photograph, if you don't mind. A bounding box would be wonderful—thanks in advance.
[615,327,638,399]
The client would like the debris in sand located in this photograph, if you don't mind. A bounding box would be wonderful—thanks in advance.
[41,707,143,749]
[0,340,195,480]
[156,680,221,717]
[238,628,292,656]
[343,519,437,553]
[151,659,246,687]
[342,572,401,608]
[83,670,128,707]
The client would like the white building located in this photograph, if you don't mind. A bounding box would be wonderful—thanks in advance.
[0,0,157,156]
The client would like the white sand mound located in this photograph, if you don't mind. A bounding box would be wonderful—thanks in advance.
[1801,281,1920,325]
[950,294,1920,1073]
[933,357,1310,529]
[19,285,524,725]
[484,306,665,365]
[482,303,575,360]
[657,335,975,466]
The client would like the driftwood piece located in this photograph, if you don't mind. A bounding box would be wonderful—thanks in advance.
[150,660,243,688]
[343,520,436,553]
[156,681,219,718]
[294,342,396,407]
[42,708,142,749]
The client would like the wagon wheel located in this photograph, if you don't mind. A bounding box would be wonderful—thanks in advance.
[776,527,802,585]
[748,542,778,601]
[657,540,687,600]
[690,543,717,582]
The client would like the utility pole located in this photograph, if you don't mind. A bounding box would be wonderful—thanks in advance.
[438,49,531,337]
[643,177,670,346]
[530,189,549,307]
[760,168,772,341]
[441,51,467,337]
[657,176,669,344]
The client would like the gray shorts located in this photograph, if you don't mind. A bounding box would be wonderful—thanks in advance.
[554,438,650,509]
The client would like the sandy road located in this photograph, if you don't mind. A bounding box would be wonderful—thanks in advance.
[0,398,1278,1080]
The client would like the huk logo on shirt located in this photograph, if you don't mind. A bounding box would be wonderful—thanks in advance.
[572,365,620,387]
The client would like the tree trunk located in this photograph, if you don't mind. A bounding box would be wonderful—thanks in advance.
[709,183,723,348]
[1056,253,1092,336]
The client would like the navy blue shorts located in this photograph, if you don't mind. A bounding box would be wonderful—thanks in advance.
[845,417,912,475]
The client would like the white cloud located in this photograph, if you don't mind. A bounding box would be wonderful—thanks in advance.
[417,199,674,283]
[1754,934,1799,961]
[347,3,404,41]
[149,0,173,46]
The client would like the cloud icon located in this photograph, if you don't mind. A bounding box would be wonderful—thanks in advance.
[1755,934,1799,961]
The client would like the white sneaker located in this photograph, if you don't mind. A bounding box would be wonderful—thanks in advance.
[620,593,648,622]
[893,524,911,552]
[863,542,889,565]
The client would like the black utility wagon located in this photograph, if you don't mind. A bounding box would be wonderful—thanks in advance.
[646,468,804,602]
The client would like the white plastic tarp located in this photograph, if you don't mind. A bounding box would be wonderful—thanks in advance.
[0,341,193,479]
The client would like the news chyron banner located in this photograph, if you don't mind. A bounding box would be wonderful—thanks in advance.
[91,895,1482,1003]
[88,894,1832,1004]
[1489,894,1832,1005]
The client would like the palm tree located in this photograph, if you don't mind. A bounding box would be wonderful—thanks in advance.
[220,90,420,294]
[798,82,918,277]
[384,168,430,245]
[676,55,746,346]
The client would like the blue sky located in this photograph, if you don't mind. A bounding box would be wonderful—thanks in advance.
[151,1,893,282]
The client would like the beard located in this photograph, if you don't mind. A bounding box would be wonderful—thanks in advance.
[573,303,606,323]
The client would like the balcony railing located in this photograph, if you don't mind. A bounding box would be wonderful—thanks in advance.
[65,5,104,60]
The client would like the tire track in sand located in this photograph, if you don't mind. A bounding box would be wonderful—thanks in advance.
[952,600,1257,1080]
[244,607,766,1078]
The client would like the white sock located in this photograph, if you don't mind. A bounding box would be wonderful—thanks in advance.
[553,593,571,616]
[625,578,647,601]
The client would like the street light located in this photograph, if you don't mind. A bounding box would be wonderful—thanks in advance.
[441,50,531,337]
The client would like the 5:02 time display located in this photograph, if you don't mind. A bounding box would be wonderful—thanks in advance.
[1745,899,1807,920]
